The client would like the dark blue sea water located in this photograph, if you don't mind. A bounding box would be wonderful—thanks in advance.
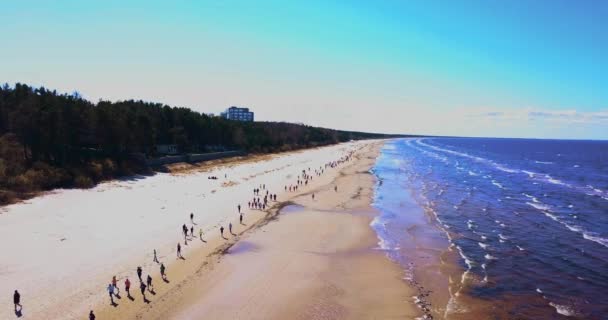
[372,138,608,319]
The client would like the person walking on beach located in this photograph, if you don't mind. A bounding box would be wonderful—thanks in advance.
[125,278,131,298]
[13,290,21,312]
[229,222,233,235]
[199,228,204,241]
[177,243,182,258]
[312,193,315,200]
[139,281,147,301]
[240,213,243,224]
[89,310,96,320]
[153,249,159,263]
[335,185,338,192]
[190,226,194,238]
[107,283,115,305]
[160,263,167,281]
[238,204,241,213]
[220,226,225,238]
[112,276,120,296]
[190,212,194,223]
[146,275,154,292]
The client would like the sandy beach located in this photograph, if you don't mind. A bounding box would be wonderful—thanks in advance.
[1,140,421,319]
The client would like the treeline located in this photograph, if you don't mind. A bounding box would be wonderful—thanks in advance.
[0,83,393,204]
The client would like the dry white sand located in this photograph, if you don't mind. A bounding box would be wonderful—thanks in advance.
[0,141,368,319]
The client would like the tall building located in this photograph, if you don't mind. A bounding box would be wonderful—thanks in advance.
[220,106,254,122]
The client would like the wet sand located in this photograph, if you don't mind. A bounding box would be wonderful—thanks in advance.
[95,141,423,319]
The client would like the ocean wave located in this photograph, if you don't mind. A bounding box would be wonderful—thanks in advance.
[582,233,608,248]
[485,254,498,260]
[522,170,536,177]
[478,242,489,250]
[491,180,505,189]
[526,201,608,249]
[535,160,554,164]
[516,245,525,251]
[526,201,552,212]
[419,139,608,203]
[549,302,578,317]
[494,164,519,173]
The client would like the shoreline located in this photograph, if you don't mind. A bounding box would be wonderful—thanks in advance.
[95,140,423,319]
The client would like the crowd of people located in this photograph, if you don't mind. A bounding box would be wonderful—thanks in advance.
[11,147,358,319]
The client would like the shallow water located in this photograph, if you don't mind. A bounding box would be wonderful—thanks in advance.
[371,138,608,319]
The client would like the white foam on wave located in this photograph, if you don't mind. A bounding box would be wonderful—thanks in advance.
[516,245,525,251]
[535,160,553,164]
[467,220,475,230]
[536,288,543,294]
[478,242,489,250]
[498,234,509,241]
[549,302,578,317]
[573,164,580,168]
[468,170,478,176]
[485,254,498,260]
[523,193,540,203]
[491,180,505,189]
[494,164,519,173]
[522,170,536,177]
[527,201,608,249]
[526,201,551,212]
[582,233,608,248]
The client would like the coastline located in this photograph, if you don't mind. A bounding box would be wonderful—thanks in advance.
[95,140,423,319]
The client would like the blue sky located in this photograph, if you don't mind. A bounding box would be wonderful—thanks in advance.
[1,0,606,139]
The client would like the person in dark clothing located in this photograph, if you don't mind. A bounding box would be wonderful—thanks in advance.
[153,249,159,263]
[89,310,96,320]
[146,275,154,292]
[13,290,21,312]
[137,266,143,282]
[160,263,167,281]
[177,243,182,258]
[240,213,243,224]
[220,226,225,238]
[190,212,194,223]
[140,282,147,301]
[238,204,241,213]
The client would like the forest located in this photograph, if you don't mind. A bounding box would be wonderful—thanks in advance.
[0,83,397,205]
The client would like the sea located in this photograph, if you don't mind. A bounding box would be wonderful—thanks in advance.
[371,138,608,319]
